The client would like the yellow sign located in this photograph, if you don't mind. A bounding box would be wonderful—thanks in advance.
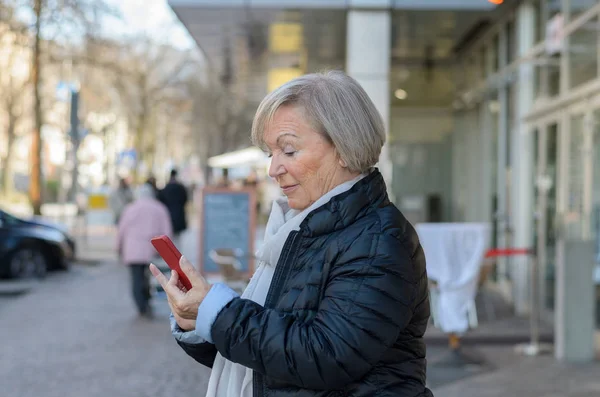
[268,68,303,92]
[269,23,303,53]
[87,194,108,210]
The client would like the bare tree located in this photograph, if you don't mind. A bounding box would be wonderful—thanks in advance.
[0,29,31,195]
[113,37,200,181]
[24,0,119,214]
[186,74,254,182]
[0,5,32,195]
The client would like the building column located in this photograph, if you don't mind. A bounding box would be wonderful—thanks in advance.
[346,8,392,200]
[555,111,597,362]
[496,24,511,301]
[480,99,493,225]
[510,2,536,315]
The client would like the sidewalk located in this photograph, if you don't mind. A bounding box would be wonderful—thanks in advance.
[432,351,600,396]
[425,315,554,345]
[73,229,118,264]
[425,292,600,395]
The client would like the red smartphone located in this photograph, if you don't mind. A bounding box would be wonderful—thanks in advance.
[150,235,193,291]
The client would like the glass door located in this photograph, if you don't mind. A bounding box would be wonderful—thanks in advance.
[534,121,560,312]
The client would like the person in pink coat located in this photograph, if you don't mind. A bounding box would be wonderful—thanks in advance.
[117,183,172,317]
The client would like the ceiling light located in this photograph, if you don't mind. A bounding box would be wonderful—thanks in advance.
[394,89,407,100]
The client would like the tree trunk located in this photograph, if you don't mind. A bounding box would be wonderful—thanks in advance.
[30,0,43,215]
[132,109,146,183]
[3,114,17,196]
[102,127,110,185]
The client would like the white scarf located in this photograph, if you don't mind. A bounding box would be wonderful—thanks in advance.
[206,172,367,397]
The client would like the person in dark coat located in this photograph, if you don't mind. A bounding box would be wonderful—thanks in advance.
[158,169,188,240]
[150,71,433,397]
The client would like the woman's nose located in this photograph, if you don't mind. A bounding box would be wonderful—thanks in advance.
[268,156,285,179]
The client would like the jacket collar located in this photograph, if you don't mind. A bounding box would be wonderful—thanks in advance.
[299,168,389,237]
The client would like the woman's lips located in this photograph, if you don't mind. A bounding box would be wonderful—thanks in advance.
[281,184,298,194]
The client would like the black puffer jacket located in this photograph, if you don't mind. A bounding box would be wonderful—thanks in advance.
[178,170,433,396]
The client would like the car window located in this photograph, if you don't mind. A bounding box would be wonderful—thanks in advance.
[0,211,20,227]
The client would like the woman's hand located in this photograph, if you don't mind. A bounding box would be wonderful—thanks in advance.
[149,256,212,323]
[172,310,196,331]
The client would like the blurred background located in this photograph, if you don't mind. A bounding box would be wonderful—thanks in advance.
[0,0,599,396]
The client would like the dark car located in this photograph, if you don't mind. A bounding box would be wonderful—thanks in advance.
[0,210,76,279]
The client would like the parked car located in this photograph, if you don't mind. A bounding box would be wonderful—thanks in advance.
[0,209,76,279]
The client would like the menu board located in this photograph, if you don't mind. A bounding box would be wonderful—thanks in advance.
[199,187,256,275]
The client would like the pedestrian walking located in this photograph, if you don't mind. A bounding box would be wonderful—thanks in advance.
[158,169,188,245]
[118,184,172,317]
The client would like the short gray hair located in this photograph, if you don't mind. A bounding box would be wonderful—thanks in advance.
[251,71,386,173]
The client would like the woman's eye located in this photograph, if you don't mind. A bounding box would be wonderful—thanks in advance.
[267,153,273,158]
[283,147,296,156]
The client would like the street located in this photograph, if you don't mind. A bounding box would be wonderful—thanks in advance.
[0,263,210,397]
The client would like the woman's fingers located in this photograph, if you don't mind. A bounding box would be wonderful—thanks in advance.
[169,269,179,285]
[168,270,188,293]
[179,256,210,294]
[149,264,168,289]
[149,264,185,299]
[179,256,203,285]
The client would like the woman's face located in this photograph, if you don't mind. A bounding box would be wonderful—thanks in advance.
[264,105,358,210]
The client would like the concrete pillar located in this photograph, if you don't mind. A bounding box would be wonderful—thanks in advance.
[463,107,482,222]
[480,99,493,224]
[496,25,511,300]
[510,3,536,315]
[452,113,467,221]
[346,8,392,200]
[556,240,597,361]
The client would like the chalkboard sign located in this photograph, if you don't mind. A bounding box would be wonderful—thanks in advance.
[199,187,256,275]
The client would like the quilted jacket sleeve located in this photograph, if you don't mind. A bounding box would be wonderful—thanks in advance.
[175,340,218,368]
[170,313,218,368]
[211,233,424,390]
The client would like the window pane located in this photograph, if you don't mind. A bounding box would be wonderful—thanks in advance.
[534,0,546,44]
[492,35,499,73]
[569,17,599,88]
[570,0,600,21]
[506,19,517,64]
[479,47,487,80]
[565,114,590,240]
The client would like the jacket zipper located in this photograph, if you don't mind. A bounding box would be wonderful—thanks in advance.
[253,230,300,397]
[263,230,299,308]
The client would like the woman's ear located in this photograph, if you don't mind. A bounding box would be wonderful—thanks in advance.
[338,157,348,168]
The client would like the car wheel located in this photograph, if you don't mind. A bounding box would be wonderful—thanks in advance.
[8,247,48,279]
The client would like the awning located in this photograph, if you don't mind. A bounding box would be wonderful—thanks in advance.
[208,147,269,169]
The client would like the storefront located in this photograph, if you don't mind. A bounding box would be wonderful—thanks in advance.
[456,0,600,360]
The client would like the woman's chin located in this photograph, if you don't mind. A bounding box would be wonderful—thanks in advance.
[286,198,308,211]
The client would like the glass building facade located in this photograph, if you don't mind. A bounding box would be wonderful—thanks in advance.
[170,0,600,360]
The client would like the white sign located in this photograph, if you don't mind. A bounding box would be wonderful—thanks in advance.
[545,13,564,55]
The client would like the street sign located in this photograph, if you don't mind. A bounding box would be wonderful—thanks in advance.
[56,81,70,102]
[117,149,137,166]
[87,194,108,210]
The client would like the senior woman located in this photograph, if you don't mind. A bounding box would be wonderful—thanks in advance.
[150,71,433,396]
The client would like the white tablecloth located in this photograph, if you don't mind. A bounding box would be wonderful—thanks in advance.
[416,223,491,333]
